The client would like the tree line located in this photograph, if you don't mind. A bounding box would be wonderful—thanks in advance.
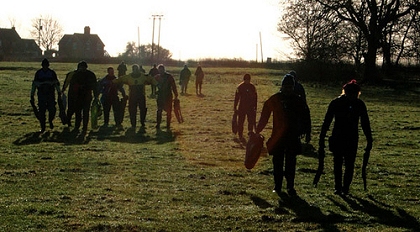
[278,0,420,83]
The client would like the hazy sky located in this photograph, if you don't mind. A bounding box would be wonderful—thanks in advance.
[2,0,291,61]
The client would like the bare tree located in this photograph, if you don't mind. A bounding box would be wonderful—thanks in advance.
[278,0,348,63]
[30,15,63,53]
[315,0,420,82]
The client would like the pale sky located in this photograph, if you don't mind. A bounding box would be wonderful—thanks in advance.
[2,0,291,61]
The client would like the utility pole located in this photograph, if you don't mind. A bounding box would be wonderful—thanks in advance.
[138,26,140,59]
[259,31,263,63]
[151,14,163,64]
[157,15,163,62]
[38,18,42,53]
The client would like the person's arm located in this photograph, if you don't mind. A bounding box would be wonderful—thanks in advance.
[360,101,373,151]
[319,101,335,149]
[171,76,178,98]
[256,99,271,134]
[234,87,240,112]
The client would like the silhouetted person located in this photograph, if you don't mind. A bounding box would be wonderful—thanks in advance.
[148,64,159,98]
[66,61,98,132]
[179,64,192,95]
[117,61,127,77]
[30,58,61,132]
[113,64,157,130]
[194,65,204,95]
[234,74,257,142]
[256,74,311,197]
[155,64,178,130]
[319,79,372,195]
[97,67,126,127]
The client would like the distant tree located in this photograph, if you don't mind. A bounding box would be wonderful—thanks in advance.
[121,42,139,59]
[30,15,63,53]
[120,43,172,64]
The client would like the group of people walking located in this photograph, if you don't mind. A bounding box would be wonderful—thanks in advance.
[234,71,372,197]
[31,59,372,197]
[31,59,194,134]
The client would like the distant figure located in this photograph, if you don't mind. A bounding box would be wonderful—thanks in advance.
[30,58,61,132]
[288,70,306,103]
[256,74,311,197]
[148,64,159,98]
[117,61,127,77]
[234,74,257,142]
[97,67,127,127]
[194,65,204,96]
[179,64,192,95]
[113,64,157,130]
[155,64,178,130]
[319,79,372,195]
[139,65,146,74]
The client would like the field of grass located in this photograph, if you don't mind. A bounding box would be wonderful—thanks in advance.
[0,61,419,231]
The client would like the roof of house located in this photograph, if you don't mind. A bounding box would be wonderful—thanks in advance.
[59,32,104,47]
[0,27,22,41]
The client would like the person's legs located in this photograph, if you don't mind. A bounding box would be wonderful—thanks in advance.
[333,152,344,194]
[342,153,356,194]
[82,98,91,131]
[156,108,162,129]
[284,151,297,195]
[102,98,111,126]
[139,95,147,127]
[38,99,47,132]
[128,99,137,128]
[246,110,256,134]
[272,148,285,193]
[237,113,246,139]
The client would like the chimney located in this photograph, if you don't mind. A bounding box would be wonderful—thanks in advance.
[84,26,90,35]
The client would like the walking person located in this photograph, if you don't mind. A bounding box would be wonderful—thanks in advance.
[179,64,191,95]
[194,65,204,96]
[66,61,98,132]
[234,74,257,142]
[113,64,157,130]
[30,58,61,132]
[256,74,311,197]
[148,64,159,98]
[97,67,127,127]
[288,70,307,103]
[155,64,178,130]
[319,79,372,195]
[117,61,127,77]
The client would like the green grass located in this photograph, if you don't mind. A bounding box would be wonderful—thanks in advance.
[0,62,419,231]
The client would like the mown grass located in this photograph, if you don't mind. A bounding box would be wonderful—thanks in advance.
[0,62,419,231]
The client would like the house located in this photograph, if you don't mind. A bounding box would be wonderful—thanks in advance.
[58,26,105,59]
[0,27,42,60]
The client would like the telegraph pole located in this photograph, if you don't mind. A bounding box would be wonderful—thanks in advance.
[38,18,42,53]
[138,26,140,59]
[157,15,163,62]
[151,14,163,64]
[259,32,263,63]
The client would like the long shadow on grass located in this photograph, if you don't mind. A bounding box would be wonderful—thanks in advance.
[107,129,177,144]
[339,194,420,231]
[13,129,93,145]
[276,194,341,231]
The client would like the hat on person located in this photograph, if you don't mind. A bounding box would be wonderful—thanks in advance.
[343,79,361,94]
[282,74,295,86]
[289,70,297,78]
[78,61,88,68]
[41,58,49,67]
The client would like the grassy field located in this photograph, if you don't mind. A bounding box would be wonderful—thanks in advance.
[0,61,419,231]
